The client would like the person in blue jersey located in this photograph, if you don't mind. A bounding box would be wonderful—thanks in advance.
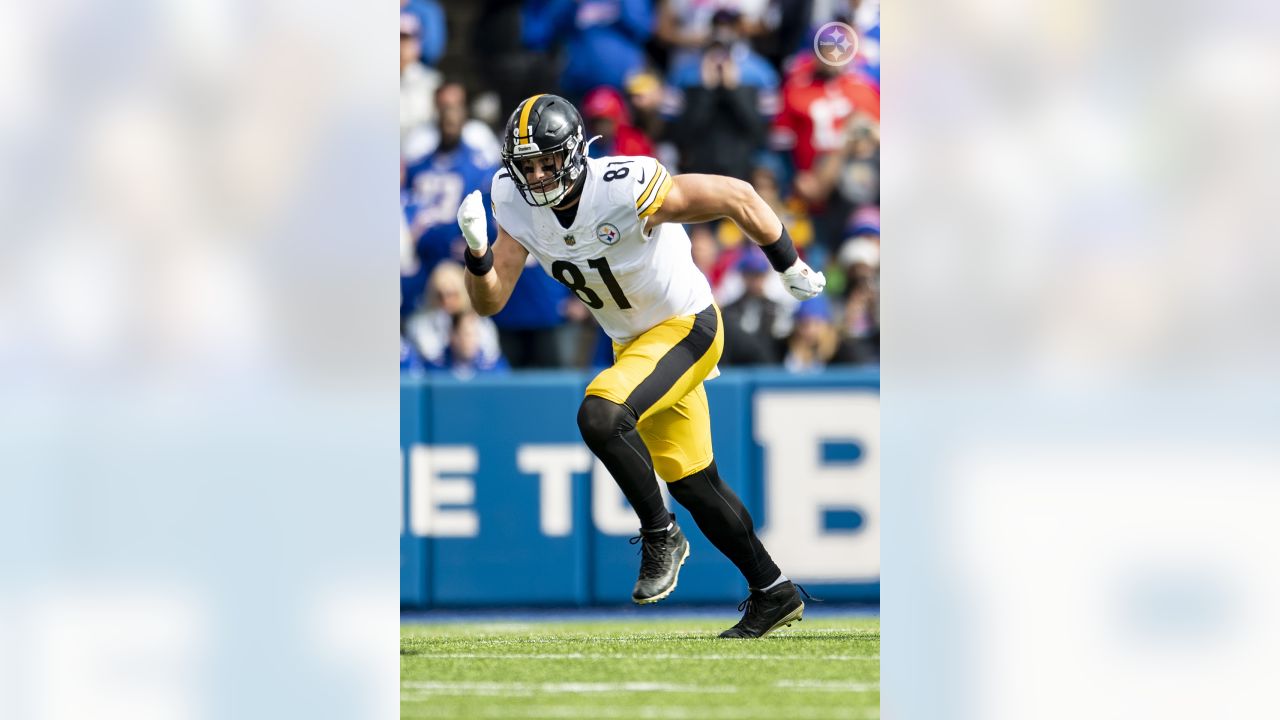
[402,83,499,317]
[521,0,653,101]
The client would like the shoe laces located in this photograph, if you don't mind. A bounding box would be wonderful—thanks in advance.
[735,582,819,614]
[735,590,763,614]
[629,531,670,579]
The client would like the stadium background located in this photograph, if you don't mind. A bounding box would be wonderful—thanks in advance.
[400,0,880,607]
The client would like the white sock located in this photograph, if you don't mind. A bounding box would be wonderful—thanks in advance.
[761,574,789,591]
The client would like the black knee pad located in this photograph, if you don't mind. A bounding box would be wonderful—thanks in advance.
[577,396,636,448]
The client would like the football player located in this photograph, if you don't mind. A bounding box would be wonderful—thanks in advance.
[456,94,825,638]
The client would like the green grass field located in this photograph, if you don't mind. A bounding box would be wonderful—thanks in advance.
[402,614,880,720]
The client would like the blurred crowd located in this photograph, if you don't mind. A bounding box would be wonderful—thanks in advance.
[401,0,879,377]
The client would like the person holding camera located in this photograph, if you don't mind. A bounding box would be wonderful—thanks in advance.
[667,9,779,181]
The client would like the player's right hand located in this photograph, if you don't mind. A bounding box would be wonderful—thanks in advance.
[457,190,489,255]
[781,259,827,301]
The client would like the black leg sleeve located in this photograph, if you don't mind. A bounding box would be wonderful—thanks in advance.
[667,460,782,588]
[577,395,672,532]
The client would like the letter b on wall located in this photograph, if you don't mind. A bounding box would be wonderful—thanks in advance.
[755,391,879,582]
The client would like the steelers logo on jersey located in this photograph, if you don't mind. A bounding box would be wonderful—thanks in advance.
[596,222,621,246]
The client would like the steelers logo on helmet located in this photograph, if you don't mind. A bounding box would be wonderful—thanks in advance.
[501,94,588,207]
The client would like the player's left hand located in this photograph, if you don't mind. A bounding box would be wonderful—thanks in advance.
[781,259,827,301]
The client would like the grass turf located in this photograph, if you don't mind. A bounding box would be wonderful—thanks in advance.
[402,614,879,720]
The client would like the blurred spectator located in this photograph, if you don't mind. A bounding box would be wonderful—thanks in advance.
[404,81,503,167]
[753,0,814,70]
[716,153,813,254]
[668,9,778,180]
[625,71,679,168]
[490,257,573,369]
[772,56,879,250]
[771,56,879,174]
[401,11,442,157]
[783,295,866,371]
[796,110,878,212]
[853,10,880,91]
[806,0,874,38]
[522,0,654,101]
[400,209,419,280]
[401,0,447,66]
[406,263,503,366]
[429,312,511,379]
[689,223,724,289]
[721,247,792,365]
[400,206,424,318]
[836,208,879,360]
[625,71,668,139]
[473,0,562,119]
[656,0,769,69]
[401,83,499,316]
[582,86,657,158]
[400,179,428,318]
[561,300,615,369]
[841,205,880,255]
[837,112,880,206]
[401,336,428,375]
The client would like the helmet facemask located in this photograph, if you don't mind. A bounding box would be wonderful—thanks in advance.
[503,129,585,207]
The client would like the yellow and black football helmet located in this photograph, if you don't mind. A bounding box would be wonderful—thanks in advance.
[501,94,588,207]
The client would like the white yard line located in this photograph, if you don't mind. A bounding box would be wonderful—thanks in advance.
[401,680,740,695]
[401,701,880,720]
[774,679,881,691]
[414,651,878,661]
[401,679,878,696]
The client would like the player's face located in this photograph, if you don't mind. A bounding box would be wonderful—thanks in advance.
[514,151,570,206]
[515,154,564,194]
[507,125,577,206]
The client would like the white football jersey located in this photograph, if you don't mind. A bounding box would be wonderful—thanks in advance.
[492,155,714,344]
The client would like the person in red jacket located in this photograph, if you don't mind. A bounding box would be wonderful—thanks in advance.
[770,55,879,173]
[770,55,880,251]
[581,85,658,159]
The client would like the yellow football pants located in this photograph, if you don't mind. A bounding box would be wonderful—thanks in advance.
[585,304,724,482]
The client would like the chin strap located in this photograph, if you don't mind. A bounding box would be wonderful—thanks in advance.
[582,134,603,156]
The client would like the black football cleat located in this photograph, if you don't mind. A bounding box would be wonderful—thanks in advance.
[629,524,690,604]
[719,581,808,638]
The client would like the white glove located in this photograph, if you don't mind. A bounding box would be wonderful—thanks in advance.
[456,190,489,255]
[781,259,827,300]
